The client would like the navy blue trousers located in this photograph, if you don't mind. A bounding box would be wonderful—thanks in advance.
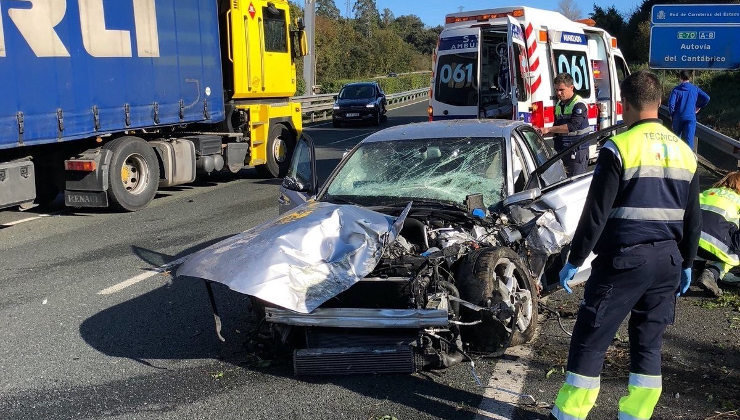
[672,117,697,149]
[566,240,681,377]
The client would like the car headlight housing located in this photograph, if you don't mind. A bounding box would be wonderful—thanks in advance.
[333,104,340,110]
[366,103,376,108]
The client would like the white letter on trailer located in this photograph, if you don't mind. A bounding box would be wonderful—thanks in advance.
[7,0,70,57]
[132,0,159,57]
[79,0,132,57]
[0,3,5,57]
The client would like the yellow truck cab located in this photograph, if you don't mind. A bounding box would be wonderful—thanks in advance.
[222,0,306,177]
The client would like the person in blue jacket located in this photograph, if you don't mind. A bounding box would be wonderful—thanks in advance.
[668,70,710,149]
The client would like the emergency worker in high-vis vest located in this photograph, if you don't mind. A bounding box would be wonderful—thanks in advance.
[537,72,593,176]
[551,71,701,420]
[695,171,740,297]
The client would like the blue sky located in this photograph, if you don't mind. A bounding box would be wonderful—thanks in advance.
[328,1,644,26]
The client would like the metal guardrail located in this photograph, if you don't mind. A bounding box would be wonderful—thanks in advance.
[658,105,740,169]
[294,88,429,123]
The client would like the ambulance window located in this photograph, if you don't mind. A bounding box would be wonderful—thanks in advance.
[553,50,592,98]
[263,7,288,53]
[435,52,478,107]
[614,56,629,86]
[513,44,528,101]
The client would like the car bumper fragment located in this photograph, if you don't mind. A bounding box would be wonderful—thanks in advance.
[265,307,449,328]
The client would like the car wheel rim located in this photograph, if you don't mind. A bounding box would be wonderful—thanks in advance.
[273,136,287,164]
[121,153,149,195]
[496,258,533,332]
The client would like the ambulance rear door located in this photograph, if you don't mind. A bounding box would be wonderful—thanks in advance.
[507,16,531,121]
[549,29,594,105]
[432,27,481,119]
[611,51,630,124]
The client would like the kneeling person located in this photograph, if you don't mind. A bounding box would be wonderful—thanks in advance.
[697,171,740,297]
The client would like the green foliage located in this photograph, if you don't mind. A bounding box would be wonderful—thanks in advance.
[318,72,430,95]
[315,0,339,20]
[590,5,625,41]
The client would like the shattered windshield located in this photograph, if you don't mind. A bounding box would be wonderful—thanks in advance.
[325,137,506,208]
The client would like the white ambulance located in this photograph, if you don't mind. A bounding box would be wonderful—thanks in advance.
[428,6,630,131]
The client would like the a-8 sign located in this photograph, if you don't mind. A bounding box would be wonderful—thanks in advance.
[649,4,740,70]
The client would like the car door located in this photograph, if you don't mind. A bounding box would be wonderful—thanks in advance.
[278,135,317,214]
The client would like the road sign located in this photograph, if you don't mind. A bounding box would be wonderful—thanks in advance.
[649,4,740,70]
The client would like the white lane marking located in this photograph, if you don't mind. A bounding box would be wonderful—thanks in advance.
[97,255,190,295]
[475,345,537,419]
[0,212,59,227]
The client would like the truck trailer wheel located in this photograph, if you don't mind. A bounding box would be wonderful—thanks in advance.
[103,136,160,211]
[256,124,295,178]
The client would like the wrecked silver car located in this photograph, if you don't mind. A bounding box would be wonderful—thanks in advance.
[179,120,613,375]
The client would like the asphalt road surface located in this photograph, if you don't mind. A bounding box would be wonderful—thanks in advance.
[1,101,738,420]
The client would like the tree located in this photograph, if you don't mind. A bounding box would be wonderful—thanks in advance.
[381,8,394,27]
[590,5,624,39]
[316,0,340,20]
[557,0,582,20]
[353,0,379,27]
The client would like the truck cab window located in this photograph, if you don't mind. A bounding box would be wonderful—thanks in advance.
[263,7,288,52]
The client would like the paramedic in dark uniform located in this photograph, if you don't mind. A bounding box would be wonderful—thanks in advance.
[537,73,593,176]
[550,70,701,420]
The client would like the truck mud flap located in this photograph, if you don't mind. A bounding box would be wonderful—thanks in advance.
[64,191,109,208]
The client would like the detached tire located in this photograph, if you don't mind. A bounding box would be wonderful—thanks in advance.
[457,247,538,352]
[103,136,160,211]
[256,123,295,178]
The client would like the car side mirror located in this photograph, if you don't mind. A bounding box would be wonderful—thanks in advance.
[333,95,338,100]
[282,176,309,193]
[503,188,542,207]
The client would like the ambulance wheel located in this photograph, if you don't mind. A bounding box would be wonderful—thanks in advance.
[104,136,160,212]
[458,247,538,352]
[256,124,295,178]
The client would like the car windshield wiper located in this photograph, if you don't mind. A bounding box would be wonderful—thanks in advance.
[323,195,359,206]
[371,199,467,213]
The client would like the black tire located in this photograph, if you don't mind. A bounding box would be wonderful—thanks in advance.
[373,110,381,126]
[457,247,538,351]
[103,136,160,211]
[256,123,295,178]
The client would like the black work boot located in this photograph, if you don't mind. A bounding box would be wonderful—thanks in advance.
[699,268,724,297]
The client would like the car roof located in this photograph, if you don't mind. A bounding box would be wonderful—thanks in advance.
[342,81,378,87]
[362,119,526,144]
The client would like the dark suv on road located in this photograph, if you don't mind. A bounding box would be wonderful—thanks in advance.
[332,82,386,127]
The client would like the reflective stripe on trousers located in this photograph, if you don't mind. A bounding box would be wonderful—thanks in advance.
[618,373,662,420]
[551,372,600,420]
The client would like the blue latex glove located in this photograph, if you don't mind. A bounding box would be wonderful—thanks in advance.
[559,262,579,294]
[677,268,691,296]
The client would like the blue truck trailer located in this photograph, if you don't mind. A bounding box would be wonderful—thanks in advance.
[0,0,306,211]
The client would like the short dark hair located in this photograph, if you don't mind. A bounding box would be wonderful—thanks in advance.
[679,70,691,81]
[620,70,662,111]
[553,72,574,86]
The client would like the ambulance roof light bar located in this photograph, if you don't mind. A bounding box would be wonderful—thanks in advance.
[445,9,524,24]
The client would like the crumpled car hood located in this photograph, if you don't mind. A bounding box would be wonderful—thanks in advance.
[177,201,410,314]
